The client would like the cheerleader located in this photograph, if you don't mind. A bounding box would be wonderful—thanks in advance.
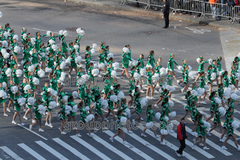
[35,35,42,53]
[102,74,112,99]
[94,94,108,130]
[79,83,86,100]
[132,92,142,125]
[58,99,67,134]
[60,34,68,58]
[206,91,217,122]
[34,65,41,93]
[141,105,160,138]
[12,91,24,125]
[39,43,46,68]
[31,49,39,65]
[206,65,213,93]
[22,45,31,64]
[154,89,169,108]
[29,99,44,132]
[7,80,15,111]
[28,72,36,98]
[68,49,78,78]
[194,56,208,83]
[221,71,229,88]
[207,107,222,136]
[105,90,116,121]
[216,56,222,72]
[74,31,83,53]
[110,109,126,144]
[190,104,200,136]
[183,91,193,119]
[76,101,92,137]
[98,49,106,76]
[21,27,27,45]
[121,47,132,79]
[84,89,92,114]
[23,89,35,123]
[12,65,20,87]
[153,61,161,89]
[222,115,240,151]
[54,66,62,82]
[50,74,58,92]
[230,66,238,89]
[212,60,219,85]
[76,67,83,92]
[42,82,49,103]
[85,54,91,72]
[57,87,71,105]
[87,62,94,88]
[177,59,187,87]
[0,52,3,69]
[198,72,207,104]
[217,83,225,107]
[146,67,155,99]
[47,52,54,79]
[2,63,9,87]
[128,77,135,108]
[147,50,155,69]
[56,54,65,72]
[104,46,109,62]
[0,83,8,116]
[182,64,189,93]
[167,53,178,81]
[192,113,210,150]
[4,23,11,32]
[9,55,17,69]
[45,92,53,128]
[220,107,233,142]
[67,96,77,130]
[159,111,168,145]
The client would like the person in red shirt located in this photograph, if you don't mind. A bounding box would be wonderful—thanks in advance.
[176,118,187,157]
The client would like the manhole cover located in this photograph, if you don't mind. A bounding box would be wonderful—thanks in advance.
[65,27,78,32]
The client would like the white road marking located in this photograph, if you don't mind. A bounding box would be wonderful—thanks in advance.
[35,141,68,160]
[18,143,46,160]
[52,138,90,160]
[16,124,48,140]
[124,128,176,160]
[70,135,111,160]
[104,130,154,160]
[91,133,133,160]
[0,146,23,160]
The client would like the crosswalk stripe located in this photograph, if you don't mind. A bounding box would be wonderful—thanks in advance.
[0,146,23,160]
[123,128,176,160]
[104,130,154,160]
[35,141,68,160]
[91,133,133,160]
[52,138,90,160]
[167,123,215,159]
[18,143,46,160]
[135,126,196,160]
[70,135,111,160]
[172,120,232,156]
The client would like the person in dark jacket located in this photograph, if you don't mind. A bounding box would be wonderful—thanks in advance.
[176,118,187,157]
[163,0,170,28]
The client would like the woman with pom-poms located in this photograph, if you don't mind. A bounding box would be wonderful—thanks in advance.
[11,91,24,125]
[121,46,132,79]
[167,53,178,81]
[146,67,155,99]
[194,56,208,83]
[29,99,44,132]
[0,83,8,117]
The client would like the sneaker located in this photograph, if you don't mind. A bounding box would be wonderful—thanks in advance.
[151,97,156,100]
[98,75,102,77]
[93,127,99,131]
[146,96,150,99]
[193,138,196,143]
[141,118,144,121]
[191,144,195,149]
[181,88,184,93]
[123,141,126,145]
[12,121,17,124]
[104,118,109,122]
[175,150,181,157]
[48,123,53,128]
[29,125,32,130]
[45,122,49,126]
[140,90,144,93]
[3,113,8,117]
[87,133,93,137]
[32,120,36,123]
[237,147,240,151]
[132,119,135,124]
[39,128,44,132]
[199,143,204,147]
[202,101,207,105]
[73,127,78,130]
[18,64,21,67]
[154,104,159,108]
[155,135,160,138]
[219,138,225,142]
[128,130,133,134]
[191,131,196,136]
[76,133,82,137]
[21,123,25,126]
[203,146,210,150]
[23,116,28,120]
[181,153,185,157]
[160,142,166,145]
[68,75,71,78]
[207,132,211,136]
[61,131,67,134]
[222,146,227,150]
[7,108,11,112]
[141,133,147,137]
[110,137,114,142]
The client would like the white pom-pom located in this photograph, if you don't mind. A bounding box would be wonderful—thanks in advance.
[59,30,63,35]
[33,77,39,85]
[188,65,192,71]
[38,105,46,114]
[231,93,239,101]
[92,69,99,77]
[112,62,119,71]
[85,114,94,122]
[45,67,52,73]
[203,120,211,131]
[107,53,114,59]
[160,129,168,135]
[160,68,167,76]
[110,95,118,103]
[146,64,152,69]
[191,90,198,97]
[85,106,90,112]
[77,78,86,86]
[52,44,58,51]
[168,100,174,107]
[13,35,18,41]
[75,56,82,63]
[189,71,196,79]
[0,90,7,99]
[100,98,108,110]
[49,101,57,109]
[74,45,79,50]
[234,90,240,96]
[219,107,226,116]
[122,47,129,54]
[224,88,231,99]
[167,123,174,130]
[63,30,68,37]
[76,28,81,33]
[93,63,98,69]
[196,58,200,63]
[166,85,175,92]
[28,97,36,105]
[120,116,127,126]
[204,85,210,90]
[98,62,105,69]
[64,105,72,115]
[163,115,169,122]
[10,86,18,94]
[2,82,6,88]
[211,72,216,80]
[3,32,9,39]
[152,73,160,83]
[72,91,78,99]
[46,31,51,37]
[159,88,163,94]
[16,69,22,77]
[79,30,85,36]
[197,88,205,96]
[92,43,97,49]
[140,68,146,76]
[65,57,71,64]
[49,39,55,45]
[232,120,240,130]
[28,65,34,72]
[2,41,8,48]
[23,33,27,40]
[31,38,36,45]
[117,91,125,100]
[146,122,153,129]
[111,70,117,78]
[129,59,137,67]
[37,69,45,78]
[47,88,57,97]
[6,68,12,77]
[90,49,95,54]
[24,84,31,92]
[169,111,176,117]
[72,105,78,113]
[82,74,89,81]
[134,72,141,81]
[208,59,213,65]
[59,61,66,69]
[155,112,161,120]
[17,97,26,106]
[177,65,182,70]
[140,98,148,108]
[62,95,68,103]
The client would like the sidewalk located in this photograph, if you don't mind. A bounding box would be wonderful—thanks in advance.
[65,0,240,30]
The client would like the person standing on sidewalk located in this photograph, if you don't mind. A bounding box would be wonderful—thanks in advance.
[163,0,170,28]
[176,118,187,157]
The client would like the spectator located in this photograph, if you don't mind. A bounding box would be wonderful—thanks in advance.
[176,118,187,157]
[209,0,216,18]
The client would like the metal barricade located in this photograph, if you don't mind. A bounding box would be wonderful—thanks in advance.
[234,6,240,23]
[121,0,151,10]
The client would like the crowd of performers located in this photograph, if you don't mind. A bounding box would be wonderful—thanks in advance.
[0,23,239,152]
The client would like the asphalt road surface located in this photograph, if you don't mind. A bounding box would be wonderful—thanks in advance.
[0,0,239,160]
